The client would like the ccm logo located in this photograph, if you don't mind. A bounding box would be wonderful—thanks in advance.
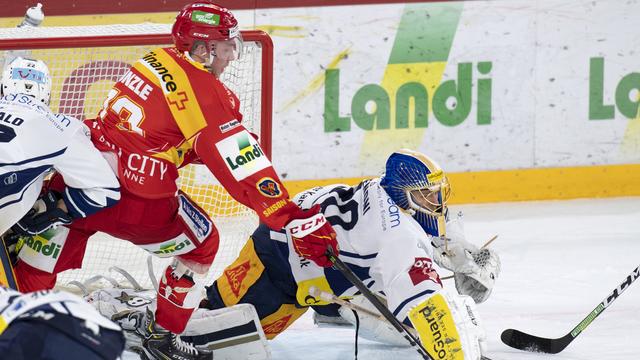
[288,214,326,237]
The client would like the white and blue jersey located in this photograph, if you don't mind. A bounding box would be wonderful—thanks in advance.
[0,93,120,235]
[0,286,125,359]
[271,179,445,324]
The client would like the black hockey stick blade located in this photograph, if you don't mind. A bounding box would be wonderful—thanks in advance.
[501,264,640,354]
[501,328,572,354]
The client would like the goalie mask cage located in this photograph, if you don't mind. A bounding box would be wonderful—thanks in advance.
[0,24,273,292]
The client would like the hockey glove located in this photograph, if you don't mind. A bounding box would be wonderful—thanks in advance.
[12,191,73,236]
[430,219,501,304]
[453,248,501,304]
[285,205,338,268]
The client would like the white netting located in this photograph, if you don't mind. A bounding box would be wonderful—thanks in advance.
[0,24,269,291]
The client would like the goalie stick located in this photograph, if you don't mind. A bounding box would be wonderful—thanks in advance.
[326,248,493,360]
[501,263,640,354]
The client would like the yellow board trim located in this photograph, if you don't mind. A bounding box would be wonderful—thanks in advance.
[283,164,640,204]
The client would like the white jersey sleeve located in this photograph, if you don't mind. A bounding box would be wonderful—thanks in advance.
[52,120,120,218]
[0,94,120,234]
[291,179,444,322]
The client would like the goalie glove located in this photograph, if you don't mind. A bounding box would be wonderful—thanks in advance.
[431,219,501,304]
[453,248,500,304]
[12,191,73,236]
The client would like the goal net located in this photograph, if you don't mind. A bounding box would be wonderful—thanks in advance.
[0,24,273,292]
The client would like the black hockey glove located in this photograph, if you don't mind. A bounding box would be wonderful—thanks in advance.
[12,191,74,236]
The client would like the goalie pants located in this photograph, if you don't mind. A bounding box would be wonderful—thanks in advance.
[205,224,339,339]
[13,183,219,332]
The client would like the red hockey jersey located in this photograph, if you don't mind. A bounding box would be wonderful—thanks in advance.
[89,47,295,229]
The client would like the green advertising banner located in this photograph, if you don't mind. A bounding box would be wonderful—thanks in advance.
[256,0,639,181]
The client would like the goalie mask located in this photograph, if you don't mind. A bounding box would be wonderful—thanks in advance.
[380,149,451,237]
[172,2,243,67]
[1,57,52,105]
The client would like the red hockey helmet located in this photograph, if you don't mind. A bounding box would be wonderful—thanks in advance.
[172,2,242,60]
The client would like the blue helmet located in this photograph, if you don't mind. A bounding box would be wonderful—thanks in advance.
[380,149,451,237]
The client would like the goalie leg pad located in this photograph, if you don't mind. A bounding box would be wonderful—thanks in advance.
[183,304,271,360]
[206,235,308,339]
[89,287,271,359]
[408,291,486,360]
[338,294,412,347]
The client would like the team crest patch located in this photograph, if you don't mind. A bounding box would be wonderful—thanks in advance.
[257,177,281,198]
[408,257,442,286]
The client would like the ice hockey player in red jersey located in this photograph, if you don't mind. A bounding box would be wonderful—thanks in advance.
[12,2,338,359]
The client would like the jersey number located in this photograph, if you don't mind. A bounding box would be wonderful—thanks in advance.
[99,89,146,137]
[0,124,16,143]
[319,186,360,231]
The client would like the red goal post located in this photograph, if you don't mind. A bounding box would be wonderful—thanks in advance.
[0,24,274,291]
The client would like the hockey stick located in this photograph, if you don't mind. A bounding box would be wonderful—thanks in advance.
[309,286,396,323]
[501,264,640,354]
[326,248,434,360]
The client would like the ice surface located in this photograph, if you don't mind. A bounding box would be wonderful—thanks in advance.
[126,197,640,360]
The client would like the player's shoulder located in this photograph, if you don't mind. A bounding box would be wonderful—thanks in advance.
[0,94,81,132]
[139,47,213,81]
[292,184,350,207]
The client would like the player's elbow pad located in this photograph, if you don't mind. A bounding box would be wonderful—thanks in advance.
[62,186,120,219]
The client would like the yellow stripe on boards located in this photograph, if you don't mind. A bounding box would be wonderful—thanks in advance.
[282,164,640,204]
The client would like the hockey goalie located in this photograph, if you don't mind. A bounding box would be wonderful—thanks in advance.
[90,149,500,360]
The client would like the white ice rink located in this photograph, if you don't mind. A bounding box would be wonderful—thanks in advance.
[120,196,640,360]
[268,197,640,360]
